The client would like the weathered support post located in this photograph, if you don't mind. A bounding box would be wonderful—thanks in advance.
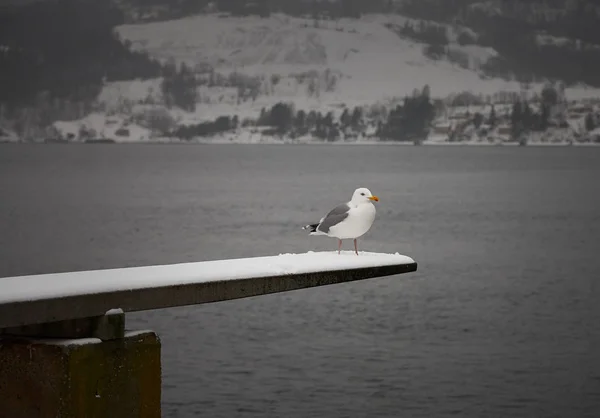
[0,251,417,418]
[0,310,161,418]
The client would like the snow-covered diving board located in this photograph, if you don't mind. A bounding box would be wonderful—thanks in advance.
[0,251,417,330]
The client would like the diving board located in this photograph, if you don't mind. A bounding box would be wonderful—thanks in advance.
[0,251,417,330]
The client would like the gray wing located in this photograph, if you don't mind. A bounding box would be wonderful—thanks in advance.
[317,203,351,233]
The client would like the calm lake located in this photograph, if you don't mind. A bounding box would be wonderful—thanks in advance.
[1,144,599,418]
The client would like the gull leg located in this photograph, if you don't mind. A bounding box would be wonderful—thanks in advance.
[354,239,358,255]
[338,239,342,255]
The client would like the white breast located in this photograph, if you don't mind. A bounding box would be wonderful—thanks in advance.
[328,202,376,239]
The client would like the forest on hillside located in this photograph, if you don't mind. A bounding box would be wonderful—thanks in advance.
[398,0,600,86]
[0,0,162,115]
[116,0,393,21]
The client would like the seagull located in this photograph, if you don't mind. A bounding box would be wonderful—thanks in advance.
[303,187,379,255]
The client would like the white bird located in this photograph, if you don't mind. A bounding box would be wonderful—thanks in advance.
[303,187,379,255]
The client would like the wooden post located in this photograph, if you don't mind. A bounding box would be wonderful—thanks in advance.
[0,312,161,418]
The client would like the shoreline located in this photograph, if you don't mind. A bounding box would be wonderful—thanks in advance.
[3,139,600,147]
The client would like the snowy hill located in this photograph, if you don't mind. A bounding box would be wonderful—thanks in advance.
[116,13,599,104]
[117,13,506,102]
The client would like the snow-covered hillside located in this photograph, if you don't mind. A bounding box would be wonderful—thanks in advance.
[116,13,600,104]
[44,12,600,145]
[117,14,499,101]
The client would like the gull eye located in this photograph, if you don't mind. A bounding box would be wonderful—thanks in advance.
[361,193,365,196]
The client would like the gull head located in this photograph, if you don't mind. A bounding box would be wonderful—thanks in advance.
[351,187,379,204]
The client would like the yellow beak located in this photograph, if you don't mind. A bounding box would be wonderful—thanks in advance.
[368,195,379,202]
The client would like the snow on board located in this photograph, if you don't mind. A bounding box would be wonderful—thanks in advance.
[0,251,415,305]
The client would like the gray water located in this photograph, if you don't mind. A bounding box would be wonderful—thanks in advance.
[1,144,599,418]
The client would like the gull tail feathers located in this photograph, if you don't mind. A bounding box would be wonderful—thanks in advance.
[303,223,326,235]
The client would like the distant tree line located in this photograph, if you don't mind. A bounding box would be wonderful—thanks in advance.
[113,0,397,22]
[396,0,600,47]
[254,102,356,140]
[173,115,239,139]
[397,0,469,23]
[469,10,600,87]
[442,83,597,144]
[391,21,449,46]
[396,0,600,87]
[385,20,451,61]
[170,84,436,142]
[212,0,394,19]
[117,0,212,22]
[172,101,351,141]
[169,101,362,141]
